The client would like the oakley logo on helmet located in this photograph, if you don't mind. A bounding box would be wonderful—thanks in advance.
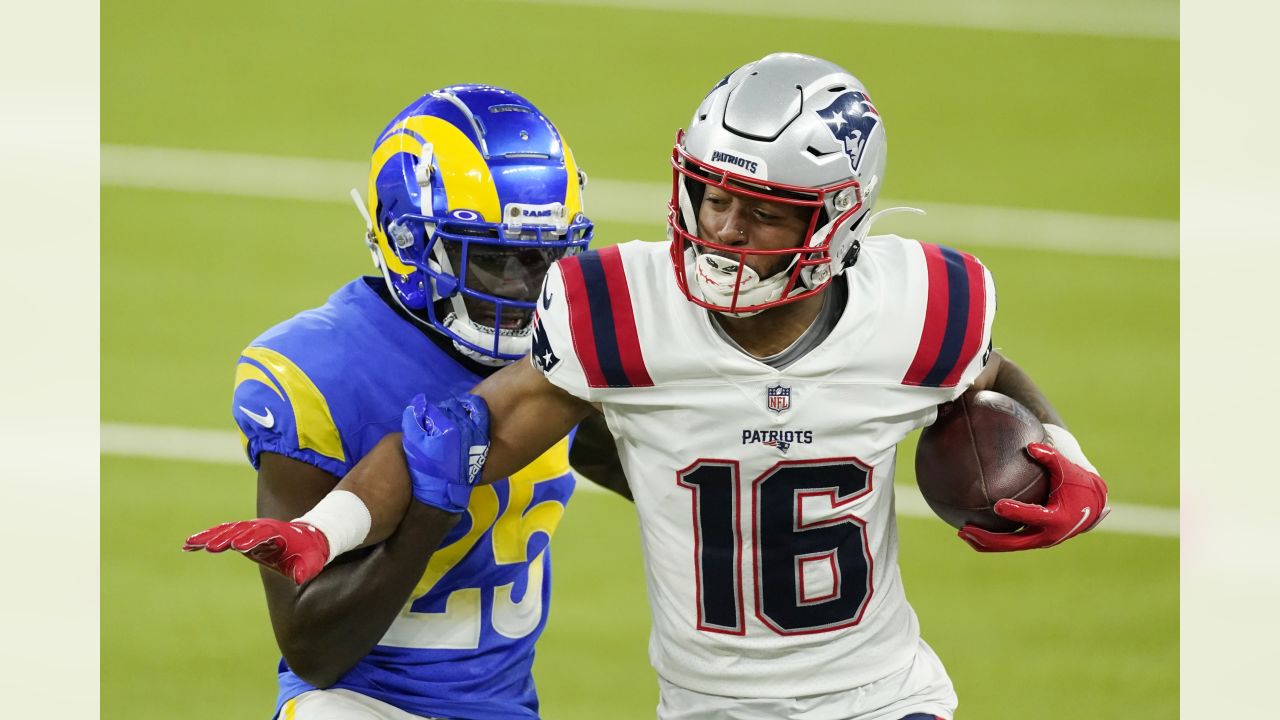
[816,91,881,174]
[710,150,759,175]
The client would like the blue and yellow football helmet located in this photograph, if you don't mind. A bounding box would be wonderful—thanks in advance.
[354,85,592,364]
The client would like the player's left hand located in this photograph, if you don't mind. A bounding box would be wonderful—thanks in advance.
[183,518,330,585]
[958,442,1110,552]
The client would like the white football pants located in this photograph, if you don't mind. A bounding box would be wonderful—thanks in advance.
[656,638,957,720]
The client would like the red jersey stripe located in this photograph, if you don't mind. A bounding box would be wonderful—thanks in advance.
[599,246,654,388]
[558,256,609,388]
[902,243,952,386]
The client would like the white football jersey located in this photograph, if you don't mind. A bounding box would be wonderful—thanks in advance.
[531,236,996,697]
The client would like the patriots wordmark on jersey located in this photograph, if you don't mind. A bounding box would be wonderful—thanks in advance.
[232,278,575,720]
[531,237,994,698]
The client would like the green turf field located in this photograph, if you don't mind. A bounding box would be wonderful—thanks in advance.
[102,1,1178,718]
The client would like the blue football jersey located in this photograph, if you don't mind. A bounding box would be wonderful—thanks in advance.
[231,278,576,720]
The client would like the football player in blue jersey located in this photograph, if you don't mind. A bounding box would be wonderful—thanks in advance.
[184,85,628,720]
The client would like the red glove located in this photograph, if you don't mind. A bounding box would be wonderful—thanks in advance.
[958,442,1109,552]
[183,519,330,585]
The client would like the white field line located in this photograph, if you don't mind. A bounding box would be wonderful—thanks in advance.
[101,144,1178,259]
[483,0,1179,40]
[101,422,1179,538]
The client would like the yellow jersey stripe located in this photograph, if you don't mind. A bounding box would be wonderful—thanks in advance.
[239,347,346,463]
[233,361,285,401]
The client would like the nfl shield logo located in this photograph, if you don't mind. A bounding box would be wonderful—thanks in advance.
[766,385,791,414]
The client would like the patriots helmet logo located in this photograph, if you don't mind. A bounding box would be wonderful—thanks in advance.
[815,91,881,174]
[762,439,792,454]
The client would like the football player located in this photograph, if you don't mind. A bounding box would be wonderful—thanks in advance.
[196,54,1110,719]
[183,85,629,720]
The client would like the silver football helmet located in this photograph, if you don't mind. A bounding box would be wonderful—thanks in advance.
[668,52,888,315]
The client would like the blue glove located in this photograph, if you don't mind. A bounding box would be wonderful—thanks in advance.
[401,393,491,514]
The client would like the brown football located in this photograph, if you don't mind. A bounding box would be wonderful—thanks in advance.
[915,389,1051,532]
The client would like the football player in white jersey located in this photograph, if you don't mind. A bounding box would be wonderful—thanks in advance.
[199,53,1110,720]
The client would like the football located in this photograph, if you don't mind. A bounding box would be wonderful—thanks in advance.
[915,389,1051,532]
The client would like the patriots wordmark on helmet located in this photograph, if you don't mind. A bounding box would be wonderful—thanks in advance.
[710,150,759,174]
[816,91,881,174]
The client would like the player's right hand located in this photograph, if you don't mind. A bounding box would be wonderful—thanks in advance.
[957,442,1109,552]
[183,519,330,585]
[401,393,491,514]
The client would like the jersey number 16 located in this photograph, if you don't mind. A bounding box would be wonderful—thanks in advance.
[678,457,874,635]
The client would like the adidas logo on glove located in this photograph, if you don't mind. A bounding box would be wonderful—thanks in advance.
[467,444,489,485]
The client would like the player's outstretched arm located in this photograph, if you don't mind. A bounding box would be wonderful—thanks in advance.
[259,357,596,567]
[332,357,596,537]
[188,359,595,585]
[186,447,461,687]
[960,350,1110,551]
[182,392,488,589]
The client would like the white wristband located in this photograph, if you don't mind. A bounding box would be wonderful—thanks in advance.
[294,490,373,564]
[1042,424,1098,475]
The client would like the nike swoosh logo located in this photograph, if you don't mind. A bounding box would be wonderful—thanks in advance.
[541,284,554,310]
[239,405,275,429]
[1050,506,1092,546]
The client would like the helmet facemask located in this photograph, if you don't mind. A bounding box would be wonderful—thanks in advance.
[384,207,591,366]
[435,216,587,364]
[667,138,866,317]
